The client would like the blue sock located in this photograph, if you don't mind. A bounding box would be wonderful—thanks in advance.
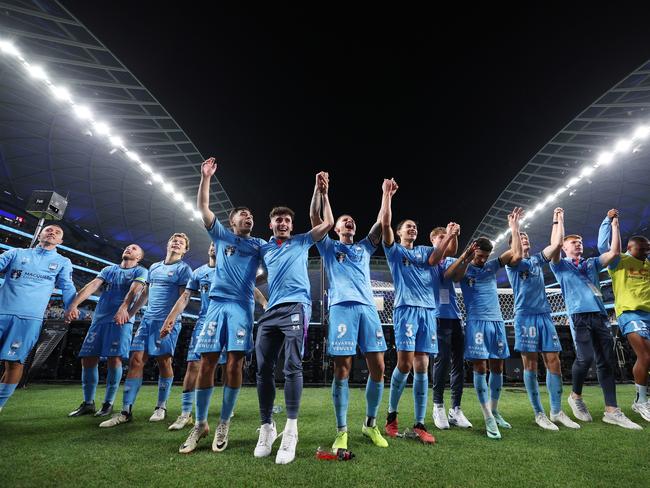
[413,372,428,424]
[388,368,409,413]
[181,390,195,415]
[220,386,240,422]
[489,372,503,413]
[365,378,384,420]
[0,383,18,408]
[121,377,143,413]
[196,387,214,423]
[157,376,173,408]
[82,366,99,404]
[473,372,489,405]
[104,365,123,405]
[524,370,544,414]
[332,378,349,429]
[546,371,563,415]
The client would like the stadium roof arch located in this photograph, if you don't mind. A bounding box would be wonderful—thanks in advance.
[471,57,650,263]
[0,0,233,265]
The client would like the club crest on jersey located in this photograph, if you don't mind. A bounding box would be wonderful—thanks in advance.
[10,269,22,279]
[402,257,412,267]
[467,277,476,287]
[336,252,346,263]
[48,263,58,271]
[200,283,210,293]
[225,245,236,257]
[520,270,530,280]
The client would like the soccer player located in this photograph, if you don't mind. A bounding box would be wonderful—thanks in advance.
[253,172,334,465]
[310,174,388,450]
[550,209,640,429]
[99,233,192,427]
[381,178,458,444]
[445,237,512,439]
[163,242,216,430]
[598,209,650,422]
[0,224,76,413]
[429,225,473,430]
[67,244,147,417]
[179,157,267,454]
[506,207,579,430]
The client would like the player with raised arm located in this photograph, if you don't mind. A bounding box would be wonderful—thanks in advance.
[506,207,579,430]
[179,158,266,454]
[310,173,388,450]
[550,209,640,429]
[381,178,458,444]
[253,172,334,464]
[598,209,650,422]
[445,236,512,439]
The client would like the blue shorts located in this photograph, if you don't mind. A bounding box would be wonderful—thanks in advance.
[187,321,228,364]
[79,320,133,359]
[393,306,437,354]
[193,298,254,355]
[130,318,180,357]
[618,311,650,341]
[328,302,386,356]
[0,314,43,363]
[514,313,561,353]
[464,319,510,360]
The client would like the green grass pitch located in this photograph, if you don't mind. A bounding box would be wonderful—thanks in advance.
[1,384,648,487]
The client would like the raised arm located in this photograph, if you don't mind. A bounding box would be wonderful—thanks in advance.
[309,172,334,242]
[551,207,565,264]
[64,276,103,322]
[197,157,217,228]
[599,213,621,267]
[507,207,524,267]
[444,226,459,257]
[543,207,564,262]
[445,242,478,282]
[309,172,327,227]
[597,209,617,253]
[380,179,397,246]
[428,223,460,266]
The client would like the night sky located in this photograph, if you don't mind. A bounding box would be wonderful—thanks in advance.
[61,3,650,247]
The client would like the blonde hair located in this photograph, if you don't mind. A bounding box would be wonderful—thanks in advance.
[169,232,190,252]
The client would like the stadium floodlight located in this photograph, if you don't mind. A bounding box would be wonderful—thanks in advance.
[596,151,614,166]
[580,166,595,178]
[614,139,632,154]
[567,176,580,187]
[72,104,93,120]
[93,121,111,136]
[0,37,204,223]
[543,194,555,205]
[193,210,202,220]
[0,40,20,57]
[109,136,123,147]
[50,85,72,102]
[125,151,140,162]
[633,125,650,139]
[26,64,47,80]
